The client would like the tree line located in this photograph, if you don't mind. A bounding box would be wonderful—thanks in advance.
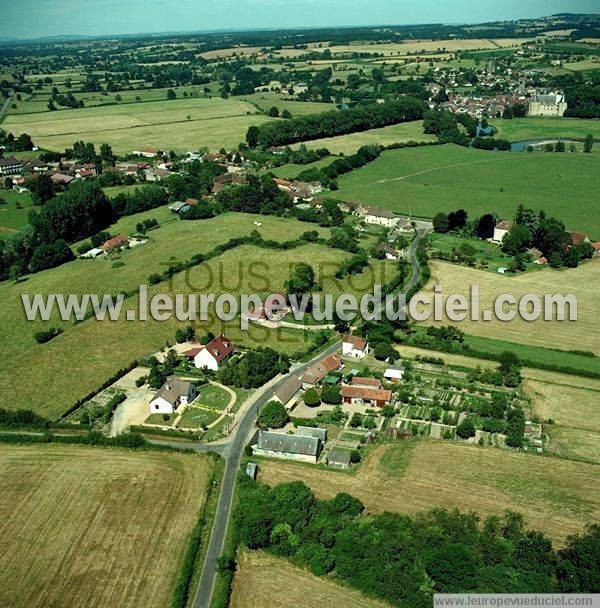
[233,477,600,606]
[246,98,426,148]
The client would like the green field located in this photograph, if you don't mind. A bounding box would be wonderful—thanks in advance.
[238,93,335,116]
[0,212,394,417]
[492,117,599,142]
[0,189,36,233]
[294,121,436,154]
[3,96,273,153]
[335,144,600,235]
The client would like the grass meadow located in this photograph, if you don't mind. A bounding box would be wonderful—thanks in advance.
[0,188,36,233]
[0,213,395,417]
[257,439,600,544]
[335,144,600,235]
[294,121,436,154]
[3,96,273,153]
[0,445,215,608]
[491,117,600,142]
[230,549,393,608]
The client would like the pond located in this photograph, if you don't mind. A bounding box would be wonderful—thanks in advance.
[510,138,580,151]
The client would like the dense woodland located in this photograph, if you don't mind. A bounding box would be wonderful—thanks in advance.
[233,477,600,606]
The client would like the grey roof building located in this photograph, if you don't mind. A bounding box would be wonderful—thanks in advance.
[326,449,352,470]
[296,426,327,442]
[253,428,325,463]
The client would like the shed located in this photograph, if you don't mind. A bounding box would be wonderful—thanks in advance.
[326,449,352,470]
[245,462,258,479]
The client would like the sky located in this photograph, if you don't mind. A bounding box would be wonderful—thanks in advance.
[0,0,597,40]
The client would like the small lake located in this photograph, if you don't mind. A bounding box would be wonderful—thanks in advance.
[510,139,580,151]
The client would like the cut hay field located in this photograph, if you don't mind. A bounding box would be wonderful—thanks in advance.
[334,144,600,235]
[230,549,392,608]
[525,375,600,464]
[423,259,599,355]
[294,121,436,154]
[0,213,394,417]
[491,117,600,142]
[2,96,272,153]
[0,445,215,608]
[257,439,600,544]
[309,38,530,57]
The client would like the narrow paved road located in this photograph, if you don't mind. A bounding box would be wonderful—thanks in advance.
[191,228,429,608]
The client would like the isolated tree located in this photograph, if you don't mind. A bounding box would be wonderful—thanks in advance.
[258,400,289,428]
[321,384,341,405]
[583,134,594,154]
[475,214,496,239]
[167,89,176,100]
[303,388,321,407]
[246,125,260,148]
[432,212,450,234]
[456,416,476,439]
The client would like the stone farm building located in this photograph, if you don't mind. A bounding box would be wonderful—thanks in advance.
[252,426,327,463]
[150,376,196,414]
[341,376,392,408]
[271,376,302,408]
[300,353,343,388]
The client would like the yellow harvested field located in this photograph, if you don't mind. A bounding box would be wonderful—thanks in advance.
[525,376,600,464]
[258,440,600,544]
[423,259,600,355]
[0,445,215,608]
[311,38,531,56]
[293,121,436,154]
[230,549,392,608]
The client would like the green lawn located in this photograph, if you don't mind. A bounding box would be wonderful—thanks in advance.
[463,334,600,376]
[178,406,221,429]
[335,144,600,235]
[145,413,175,426]
[491,117,599,142]
[428,233,520,272]
[195,384,232,411]
[268,157,337,180]
[0,189,36,233]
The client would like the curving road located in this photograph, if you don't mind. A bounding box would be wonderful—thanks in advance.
[188,228,429,608]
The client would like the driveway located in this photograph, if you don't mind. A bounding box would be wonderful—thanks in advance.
[109,388,153,436]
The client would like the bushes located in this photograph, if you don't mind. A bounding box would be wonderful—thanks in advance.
[101,391,126,424]
[234,479,599,605]
[0,408,49,430]
[34,326,63,344]
[257,401,289,429]
[321,385,341,405]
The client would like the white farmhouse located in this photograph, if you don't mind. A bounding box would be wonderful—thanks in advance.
[492,220,513,243]
[361,205,398,228]
[342,335,369,358]
[149,376,196,414]
[185,333,234,371]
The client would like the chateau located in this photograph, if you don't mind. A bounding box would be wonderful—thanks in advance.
[528,92,567,117]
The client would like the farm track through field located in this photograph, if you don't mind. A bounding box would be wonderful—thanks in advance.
[359,154,540,188]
